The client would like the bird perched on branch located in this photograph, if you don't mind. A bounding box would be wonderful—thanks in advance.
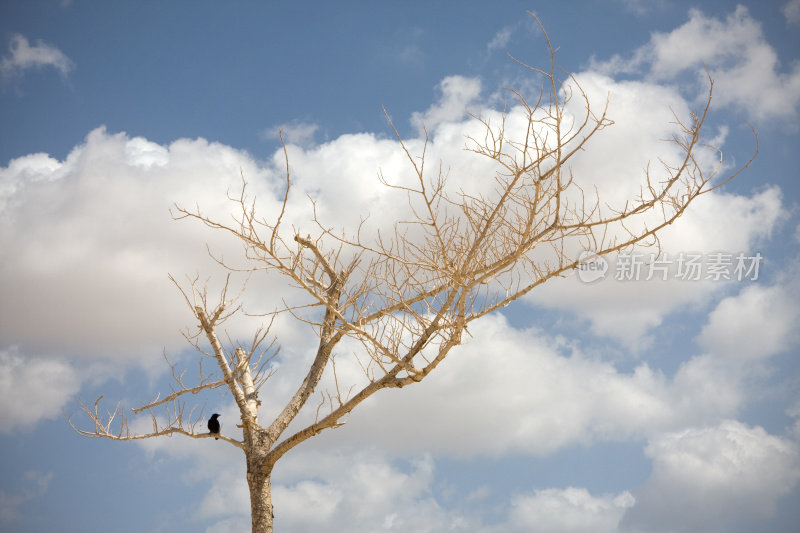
[208,413,221,440]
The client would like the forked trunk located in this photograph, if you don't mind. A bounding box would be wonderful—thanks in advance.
[248,466,274,533]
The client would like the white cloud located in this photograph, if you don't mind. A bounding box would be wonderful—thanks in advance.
[522,71,783,349]
[784,0,800,24]
[621,420,800,532]
[506,487,634,533]
[405,69,774,353]
[124,137,169,169]
[411,75,481,132]
[0,7,795,533]
[304,313,740,458]
[262,121,319,146]
[592,6,800,122]
[2,57,776,364]
[116,281,796,530]
[197,466,251,520]
[557,185,783,349]
[266,449,636,532]
[117,246,794,502]
[660,186,782,252]
[0,53,787,466]
[190,446,478,533]
[0,127,282,362]
[306,258,797,460]
[1,126,345,433]
[0,152,64,211]
[138,417,800,533]
[698,283,800,360]
[0,34,73,80]
[0,348,80,432]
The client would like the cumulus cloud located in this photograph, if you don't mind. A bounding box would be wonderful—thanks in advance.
[698,282,800,360]
[621,420,800,532]
[529,188,782,349]
[505,487,634,533]
[0,348,80,432]
[144,416,800,533]
[2,53,773,364]
[197,464,251,521]
[195,445,633,533]
[274,452,458,532]
[0,127,312,429]
[158,435,634,533]
[0,97,477,430]
[0,34,73,81]
[521,71,781,349]
[303,313,740,458]
[1,20,795,533]
[592,6,800,122]
[411,75,481,132]
[1,64,783,432]
[0,152,64,211]
[293,259,797,461]
[0,127,282,362]
[276,454,632,533]
[145,440,477,532]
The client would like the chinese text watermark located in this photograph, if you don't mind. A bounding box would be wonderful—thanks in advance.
[575,251,763,284]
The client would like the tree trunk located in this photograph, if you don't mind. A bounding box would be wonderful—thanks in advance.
[247,465,274,533]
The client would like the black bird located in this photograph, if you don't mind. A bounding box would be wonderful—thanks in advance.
[208,413,221,440]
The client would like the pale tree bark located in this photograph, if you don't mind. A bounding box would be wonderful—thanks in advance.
[71,14,755,533]
[248,468,273,533]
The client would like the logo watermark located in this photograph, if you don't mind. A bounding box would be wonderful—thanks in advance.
[575,251,763,283]
[575,251,609,283]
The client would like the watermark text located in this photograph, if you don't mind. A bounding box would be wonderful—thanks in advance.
[575,251,763,283]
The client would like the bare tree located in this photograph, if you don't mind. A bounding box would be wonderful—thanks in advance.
[71,16,755,533]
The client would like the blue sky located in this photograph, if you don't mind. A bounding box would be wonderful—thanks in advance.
[1,1,799,532]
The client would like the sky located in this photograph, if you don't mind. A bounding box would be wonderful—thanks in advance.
[1,1,799,532]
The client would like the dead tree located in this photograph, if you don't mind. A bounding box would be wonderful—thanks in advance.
[71,15,755,533]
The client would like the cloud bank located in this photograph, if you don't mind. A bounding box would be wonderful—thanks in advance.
[1,7,798,532]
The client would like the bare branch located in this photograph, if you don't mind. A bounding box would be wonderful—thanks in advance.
[69,396,245,450]
[74,15,755,530]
